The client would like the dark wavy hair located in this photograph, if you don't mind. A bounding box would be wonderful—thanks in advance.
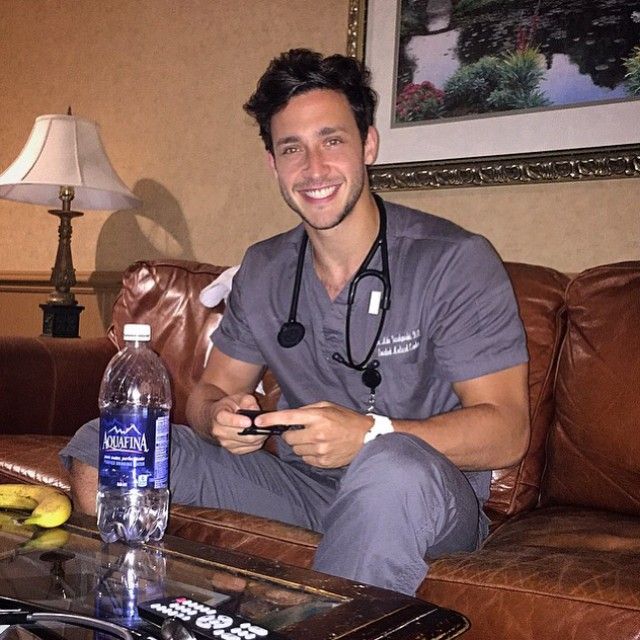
[243,49,377,154]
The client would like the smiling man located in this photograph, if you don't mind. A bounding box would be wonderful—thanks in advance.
[268,90,377,232]
[61,49,530,596]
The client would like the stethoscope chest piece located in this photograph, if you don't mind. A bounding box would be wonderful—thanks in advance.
[277,320,305,348]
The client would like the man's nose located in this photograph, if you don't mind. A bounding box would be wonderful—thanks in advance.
[304,147,328,176]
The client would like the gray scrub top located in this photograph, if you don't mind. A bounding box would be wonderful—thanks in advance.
[213,199,529,500]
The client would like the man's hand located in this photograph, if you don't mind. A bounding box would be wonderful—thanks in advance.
[185,348,267,454]
[255,401,372,468]
[210,393,268,454]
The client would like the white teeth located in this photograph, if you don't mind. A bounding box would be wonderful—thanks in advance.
[305,186,337,199]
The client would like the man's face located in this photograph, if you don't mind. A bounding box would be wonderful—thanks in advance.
[268,89,378,231]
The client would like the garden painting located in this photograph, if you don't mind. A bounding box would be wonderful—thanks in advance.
[395,0,640,125]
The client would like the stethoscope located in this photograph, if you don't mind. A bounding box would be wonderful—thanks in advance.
[277,194,391,399]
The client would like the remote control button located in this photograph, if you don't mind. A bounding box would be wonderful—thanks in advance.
[196,614,234,630]
[247,625,269,636]
[220,634,240,640]
[212,615,234,629]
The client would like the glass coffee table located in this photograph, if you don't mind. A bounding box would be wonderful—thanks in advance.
[0,512,469,639]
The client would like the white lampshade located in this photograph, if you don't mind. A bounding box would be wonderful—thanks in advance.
[0,114,141,210]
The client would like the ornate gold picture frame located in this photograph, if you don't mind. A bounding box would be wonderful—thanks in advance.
[347,0,640,191]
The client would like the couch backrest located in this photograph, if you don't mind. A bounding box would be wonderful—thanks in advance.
[109,260,227,424]
[484,262,569,519]
[541,262,640,517]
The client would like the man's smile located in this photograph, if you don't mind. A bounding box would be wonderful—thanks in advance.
[298,184,341,202]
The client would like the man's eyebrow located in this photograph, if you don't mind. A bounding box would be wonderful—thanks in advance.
[318,126,348,136]
[274,135,300,147]
[274,126,350,148]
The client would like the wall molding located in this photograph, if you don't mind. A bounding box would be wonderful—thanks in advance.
[0,270,122,295]
[0,270,123,336]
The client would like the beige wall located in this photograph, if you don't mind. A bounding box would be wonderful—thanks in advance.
[389,177,640,271]
[1,1,638,336]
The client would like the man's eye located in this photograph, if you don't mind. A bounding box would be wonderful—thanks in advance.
[281,146,299,155]
[326,138,343,147]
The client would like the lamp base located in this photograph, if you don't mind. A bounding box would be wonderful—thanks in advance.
[40,302,84,338]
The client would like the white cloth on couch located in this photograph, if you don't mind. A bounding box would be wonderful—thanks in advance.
[198,265,263,393]
[199,265,240,308]
[199,266,239,367]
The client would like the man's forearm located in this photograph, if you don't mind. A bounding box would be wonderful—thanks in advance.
[185,382,228,441]
[186,348,265,441]
[394,402,529,471]
[389,363,530,471]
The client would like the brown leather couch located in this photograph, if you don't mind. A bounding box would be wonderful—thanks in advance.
[1,258,639,640]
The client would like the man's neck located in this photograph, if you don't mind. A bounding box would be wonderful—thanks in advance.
[307,192,380,300]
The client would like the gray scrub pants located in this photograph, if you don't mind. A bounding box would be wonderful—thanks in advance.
[60,421,485,595]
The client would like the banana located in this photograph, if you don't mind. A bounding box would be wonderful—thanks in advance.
[0,514,70,562]
[0,511,35,537]
[0,484,72,528]
[21,526,70,550]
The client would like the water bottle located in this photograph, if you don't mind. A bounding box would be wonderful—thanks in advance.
[97,323,172,544]
[95,545,166,635]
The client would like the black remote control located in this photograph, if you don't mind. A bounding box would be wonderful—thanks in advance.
[236,409,304,436]
[138,596,286,640]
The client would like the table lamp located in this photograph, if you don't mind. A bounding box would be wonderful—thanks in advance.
[0,111,141,338]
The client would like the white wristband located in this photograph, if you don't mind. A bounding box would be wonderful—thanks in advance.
[363,413,394,444]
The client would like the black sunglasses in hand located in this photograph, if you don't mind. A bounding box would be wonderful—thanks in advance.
[236,409,304,436]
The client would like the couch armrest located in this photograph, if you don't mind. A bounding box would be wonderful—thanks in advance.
[0,336,117,436]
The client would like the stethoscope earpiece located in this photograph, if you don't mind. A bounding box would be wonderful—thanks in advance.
[277,321,305,348]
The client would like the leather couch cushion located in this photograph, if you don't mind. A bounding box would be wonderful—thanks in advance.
[424,506,640,640]
[486,263,568,517]
[483,505,640,554]
[168,504,318,568]
[109,260,228,425]
[424,549,640,640]
[0,435,71,491]
[542,262,640,515]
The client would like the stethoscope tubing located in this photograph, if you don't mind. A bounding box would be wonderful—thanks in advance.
[279,195,391,380]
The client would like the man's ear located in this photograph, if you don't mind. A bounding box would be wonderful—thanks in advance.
[364,126,379,166]
[266,151,277,177]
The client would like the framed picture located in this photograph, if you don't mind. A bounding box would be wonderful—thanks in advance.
[347,0,640,190]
